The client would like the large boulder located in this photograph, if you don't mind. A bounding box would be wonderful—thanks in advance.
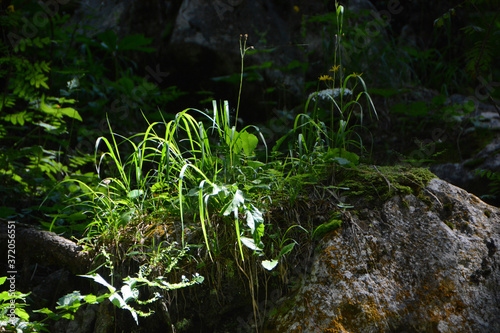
[266,178,500,332]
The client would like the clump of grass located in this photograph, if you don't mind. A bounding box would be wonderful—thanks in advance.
[58,5,379,329]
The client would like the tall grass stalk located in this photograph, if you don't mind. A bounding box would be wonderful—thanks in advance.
[235,34,253,128]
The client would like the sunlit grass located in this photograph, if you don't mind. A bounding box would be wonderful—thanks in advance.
[56,4,379,331]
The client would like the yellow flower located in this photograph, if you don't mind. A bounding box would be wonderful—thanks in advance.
[352,72,363,77]
[7,5,15,13]
[329,65,341,72]
[318,75,333,81]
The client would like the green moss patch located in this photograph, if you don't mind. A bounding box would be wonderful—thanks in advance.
[336,165,436,206]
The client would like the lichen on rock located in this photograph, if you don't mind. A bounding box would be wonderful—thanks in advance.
[266,178,500,332]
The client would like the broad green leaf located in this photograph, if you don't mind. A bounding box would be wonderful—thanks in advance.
[59,107,82,121]
[240,236,262,251]
[334,157,353,166]
[222,189,245,216]
[39,97,57,116]
[80,274,116,293]
[33,38,43,48]
[15,308,30,321]
[262,259,279,271]
[327,148,359,166]
[0,276,6,285]
[254,222,265,245]
[84,294,98,304]
[238,130,258,156]
[120,208,135,224]
[34,308,54,316]
[109,293,127,309]
[57,291,83,308]
[61,313,75,320]
[121,284,138,303]
[0,291,9,301]
[16,112,25,126]
[279,242,296,257]
[0,290,29,301]
[246,204,264,246]
[247,160,265,168]
[127,189,144,199]
[246,208,256,231]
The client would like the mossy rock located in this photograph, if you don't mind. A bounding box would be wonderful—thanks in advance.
[337,165,436,206]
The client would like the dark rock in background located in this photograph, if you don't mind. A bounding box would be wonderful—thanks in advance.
[430,95,500,206]
[71,0,394,123]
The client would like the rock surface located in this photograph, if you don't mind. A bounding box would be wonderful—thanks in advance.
[266,178,500,332]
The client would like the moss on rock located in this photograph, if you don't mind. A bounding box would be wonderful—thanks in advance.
[336,165,436,206]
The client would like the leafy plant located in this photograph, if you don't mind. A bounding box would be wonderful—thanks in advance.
[275,2,377,167]
[1,243,203,330]
[476,169,500,202]
[44,268,203,326]
[262,224,308,271]
[435,1,499,82]
[0,7,87,221]
[0,276,44,332]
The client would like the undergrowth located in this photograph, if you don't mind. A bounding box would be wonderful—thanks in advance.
[0,2,382,332]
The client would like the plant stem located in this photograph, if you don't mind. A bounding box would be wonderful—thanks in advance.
[235,34,253,129]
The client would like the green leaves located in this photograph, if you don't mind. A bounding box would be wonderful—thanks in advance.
[79,271,203,325]
[261,259,279,271]
[13,37,51,53]
[233,129,259,156]
[40,96,82,121]
[261,242,296,271]
[222,188,246,216]
[0,277,32,324]
[0,25,88,221]
[262,224,307,271]
[3,110,32,126]
[325,148,360,167]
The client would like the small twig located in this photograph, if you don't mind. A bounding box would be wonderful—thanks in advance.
[372,165,392,194]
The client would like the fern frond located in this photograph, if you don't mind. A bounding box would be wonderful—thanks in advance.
[463,11,499,79]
